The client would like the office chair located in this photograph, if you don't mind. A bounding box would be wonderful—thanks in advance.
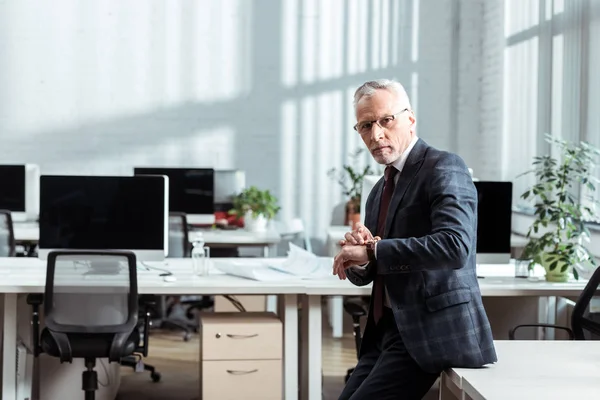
[0,209,16,257]
[509,265,600,340]
[343,296,369,383]
[27,250,156,400]
[273,218,312,256]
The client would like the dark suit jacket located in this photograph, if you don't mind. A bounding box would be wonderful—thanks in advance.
[346,138,497,374]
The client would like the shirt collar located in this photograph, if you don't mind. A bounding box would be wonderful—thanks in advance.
[389,135,418,173]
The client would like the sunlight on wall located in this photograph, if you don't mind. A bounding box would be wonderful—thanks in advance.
[504,0,540,38]
[300,97,317,233]
[370,0,382,70]
[317,0,344,81]
[281,0,299,87]
[0,0,251,136]
[301,0,318,84]
[411,0,420,63]
[27,126,235,176]
[502,38,539,204]
[410,72,419,122]
[280,100,298,223]
[347,0,369,75]
[315,91,344,235]
[550,34,564,143]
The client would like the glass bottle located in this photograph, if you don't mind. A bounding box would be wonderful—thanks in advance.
[191,232,210,276]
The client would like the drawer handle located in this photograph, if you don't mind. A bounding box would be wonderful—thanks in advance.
[227,369,259,375]
[226,333,258,339]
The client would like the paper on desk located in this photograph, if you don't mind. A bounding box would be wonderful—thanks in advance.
[215,260,298,282]
[267,243,331,279]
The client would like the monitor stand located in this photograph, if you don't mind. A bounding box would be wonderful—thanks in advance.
[87,260,121,275]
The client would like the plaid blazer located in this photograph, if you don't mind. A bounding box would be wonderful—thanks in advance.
[346,138,497,374]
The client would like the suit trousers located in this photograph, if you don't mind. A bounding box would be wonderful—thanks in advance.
[338,307,439,400]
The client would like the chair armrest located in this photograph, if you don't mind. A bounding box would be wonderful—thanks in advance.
[509,323,574,340]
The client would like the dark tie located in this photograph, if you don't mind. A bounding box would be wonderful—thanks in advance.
[373,165,398,324]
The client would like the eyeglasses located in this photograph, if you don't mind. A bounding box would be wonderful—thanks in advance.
[353,108,410,135]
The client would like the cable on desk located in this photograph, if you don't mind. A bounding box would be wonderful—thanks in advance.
[223,295,246,312]
[139,261,173,276]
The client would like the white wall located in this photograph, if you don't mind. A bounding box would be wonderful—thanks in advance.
[0,0,490,253]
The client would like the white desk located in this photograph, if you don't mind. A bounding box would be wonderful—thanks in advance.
[0,257,300,400]
[441,340,600,399]
[0,257,591,400]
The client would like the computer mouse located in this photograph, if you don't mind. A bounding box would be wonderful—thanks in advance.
[163,276,177,282]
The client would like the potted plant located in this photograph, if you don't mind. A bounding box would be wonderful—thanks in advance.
[229,186,280,232]
[519,134,600,282]
[327,148,378,228]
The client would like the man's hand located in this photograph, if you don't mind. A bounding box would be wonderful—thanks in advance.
[339,223,375,247]
[333,245,369,280]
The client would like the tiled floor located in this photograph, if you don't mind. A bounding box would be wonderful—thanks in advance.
[118,314,439,400]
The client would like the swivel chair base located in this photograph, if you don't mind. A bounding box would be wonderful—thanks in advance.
[121,355,161,382]
[83,358,98,400]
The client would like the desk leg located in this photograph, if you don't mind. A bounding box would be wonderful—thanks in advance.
[439,372,462,400]
[329,296,343,338]
[2,293,17,400]
[300,295,322,400]
[279,294,299,400]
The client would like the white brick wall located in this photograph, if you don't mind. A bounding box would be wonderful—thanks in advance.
[0,0,494,253]
[478,0,506,180]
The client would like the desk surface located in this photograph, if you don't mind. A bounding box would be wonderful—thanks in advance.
[12,223,281,246]
[0,257,588,297]
[450,340,600,400]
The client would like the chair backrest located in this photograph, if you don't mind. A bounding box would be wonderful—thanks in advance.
[43,250,138,334]
[273,218,312,256]
[168,212,190,258]
[571,265,600,339]
[0,210,16,257]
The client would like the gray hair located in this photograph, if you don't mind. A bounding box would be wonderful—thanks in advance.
[353,79,411,109]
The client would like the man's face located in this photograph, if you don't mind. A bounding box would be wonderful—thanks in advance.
[355,89,415,165]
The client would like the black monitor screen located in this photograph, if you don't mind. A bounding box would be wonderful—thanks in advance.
[39,175,166,250]
[0,165,26,212]
[474,181,513,254]
[134,167,214,214]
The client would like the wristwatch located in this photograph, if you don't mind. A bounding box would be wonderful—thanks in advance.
[365,238,380,262]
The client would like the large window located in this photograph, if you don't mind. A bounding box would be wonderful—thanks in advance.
[503,0,600,218]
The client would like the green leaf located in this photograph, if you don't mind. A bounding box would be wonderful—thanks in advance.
[549,260,558,271]
[560,264,568,273]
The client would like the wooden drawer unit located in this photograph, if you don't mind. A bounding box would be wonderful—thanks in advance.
[199,312,282,399]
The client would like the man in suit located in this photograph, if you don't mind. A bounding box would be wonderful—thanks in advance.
[333,79,497,399]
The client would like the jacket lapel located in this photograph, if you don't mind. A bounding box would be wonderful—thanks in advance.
[384,138,428,237]
[366,179,384,235]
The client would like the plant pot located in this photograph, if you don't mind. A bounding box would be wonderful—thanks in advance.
[244,212,268,232]
[540,252,570,282]
[349,213,361,229]
[344,198,360,227]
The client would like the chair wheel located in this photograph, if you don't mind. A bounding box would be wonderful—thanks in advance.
[151,372,161,382]
[184,332,191,341]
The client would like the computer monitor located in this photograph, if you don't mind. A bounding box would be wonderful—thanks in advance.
[38,175,169,261]
[360,175,383,226]
[214,169,246,211]
[474,181,513,264]
[0,164,40,222]
[134,167,215,225]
